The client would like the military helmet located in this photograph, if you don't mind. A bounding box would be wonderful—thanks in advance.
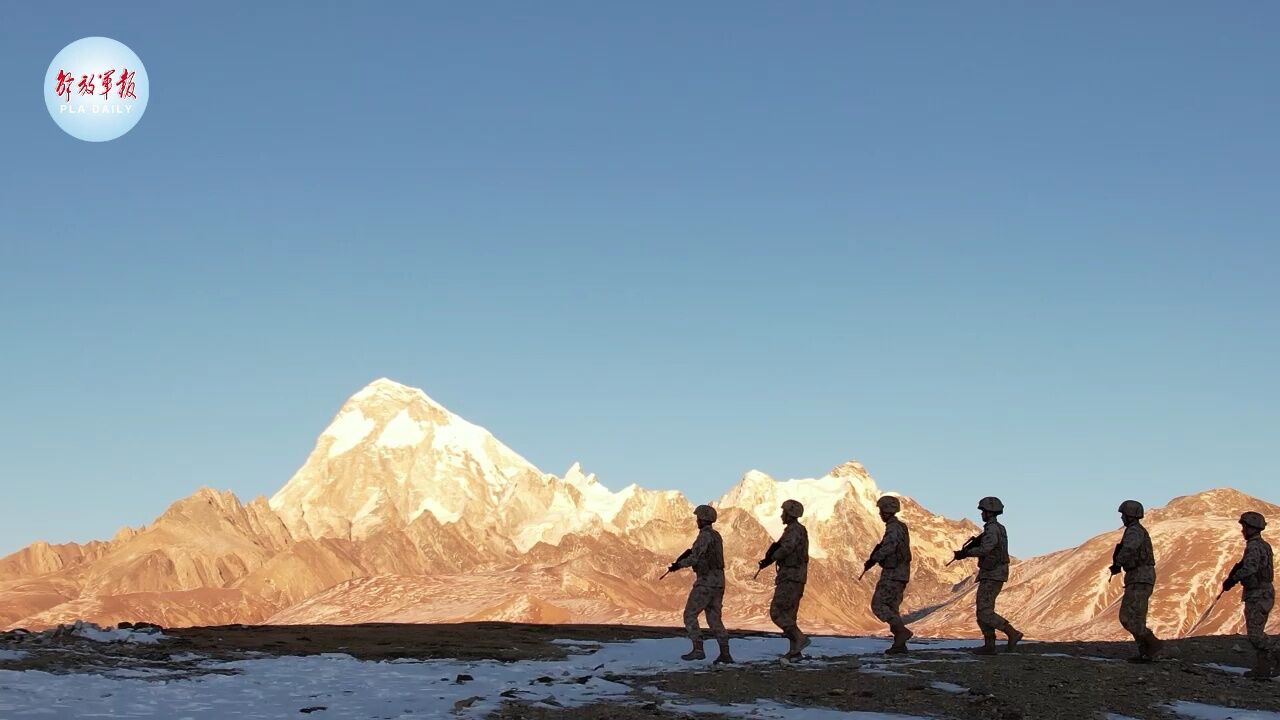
[781,499,804,518]
[1240,511,1267,530]
[877,495,901,514]
[1118,500,1145,518]
[694,504,718,523]
[977,496,1004,514]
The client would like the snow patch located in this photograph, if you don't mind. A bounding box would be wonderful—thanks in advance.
[0,635,978,719]
[1165,702,1280,720]
[414,496,461,524]
[376,409,429,448]
[0,650,27,661]
[72,623,165,645]
[929,681,969,694]
[323,409,376,457]
[668,700,930,719]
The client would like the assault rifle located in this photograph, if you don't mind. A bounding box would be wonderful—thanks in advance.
[859,541,884,580]
[753,541,781,580]
[946,534,982,567]
[659,548,693,580]
[1189,561,1243,634]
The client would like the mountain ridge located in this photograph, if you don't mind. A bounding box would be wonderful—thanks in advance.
[1,378,1274,640]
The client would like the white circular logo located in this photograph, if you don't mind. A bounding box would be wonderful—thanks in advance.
[45,37,149,142]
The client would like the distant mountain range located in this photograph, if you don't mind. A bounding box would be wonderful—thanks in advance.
[1,378,1275,640]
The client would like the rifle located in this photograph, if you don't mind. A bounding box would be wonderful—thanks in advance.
[859,542,884,580]
[1108,542,1123,582]
[659,549,693,580]
[1188,561,1242,635]
[753,541,781,580]
[946,534,982,568]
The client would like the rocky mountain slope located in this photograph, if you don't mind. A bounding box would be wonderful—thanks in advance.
[1,379,1274,641]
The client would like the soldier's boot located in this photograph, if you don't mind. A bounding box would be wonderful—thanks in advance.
[712,638,735,665]
[681,639,706,661]
[1003,624,1024,650]
[885,622,913,655]
[784,627,811,659]
[1244,650,1273,680]
[1141,631,1163,660]
[1125,632,1151,663]
[782,627,798,658]
[971,632,998,656]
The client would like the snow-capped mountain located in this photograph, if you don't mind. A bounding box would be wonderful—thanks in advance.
[0,378,1274,641]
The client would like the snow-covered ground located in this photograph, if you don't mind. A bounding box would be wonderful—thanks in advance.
[1164,702,1280,720]
[0,635,971,719]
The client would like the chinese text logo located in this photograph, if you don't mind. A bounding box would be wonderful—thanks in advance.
[45,37,149,142]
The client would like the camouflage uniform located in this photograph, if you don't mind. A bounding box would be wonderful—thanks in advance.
[1230,535,1275,653]
[769,521,809,630]
[676,526,728,643]
[870,518,912,623]
[1114,521,1156,638]
[961,519,1012,634]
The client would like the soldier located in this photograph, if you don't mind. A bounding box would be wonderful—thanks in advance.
[670,504,733,663]
[953,496,1023,654]
[1108,500,1163,662]
[1223,511,1274,680]
[759,499,810,658]
[864,495,913,654]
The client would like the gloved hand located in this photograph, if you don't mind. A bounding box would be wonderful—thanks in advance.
[953,550,965,562]
[1109,564,1121,576]
[863,559,875,572]
[1223,577,1238,592]
[757,559,768,570]
[668,563,679,573]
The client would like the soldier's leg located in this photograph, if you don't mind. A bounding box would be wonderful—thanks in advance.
[683,586,708,642]
[705,587,728,642]
[871,578,899,625]
[705,588,734,664]
[972,581,1000,654]
[682,586,710,660]
[1244,596,1275,679]
[975,581,999,635]
[879,580,912,654]
[1245,597,1274,652]
[1119,584,1142,639]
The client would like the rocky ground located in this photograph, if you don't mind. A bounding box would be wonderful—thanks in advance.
[1,623,1277,719]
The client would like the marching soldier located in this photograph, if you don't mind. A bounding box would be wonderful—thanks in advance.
[1109,500,1162,662]
[1224,511,1274,679]
[953,496,1023,654]
[759,499,810,658]
[865,495,913,654]
[670,504,734,663]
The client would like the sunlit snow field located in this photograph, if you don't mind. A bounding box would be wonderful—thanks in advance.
[2,634,1277,719]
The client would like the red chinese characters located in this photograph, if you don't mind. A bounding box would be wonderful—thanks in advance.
[53,69,138,102]
[117,69,137,100]
[54,70,75,101]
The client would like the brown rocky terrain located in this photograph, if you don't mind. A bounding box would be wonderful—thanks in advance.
[1,378,1275,645]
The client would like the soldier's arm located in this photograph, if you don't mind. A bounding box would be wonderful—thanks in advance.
[870,526,900,563]
[772,526,798,562]
[965,528,997,558]
[677,532,709,569]
[1113,527,1141,567]
[1231,545,1262,581]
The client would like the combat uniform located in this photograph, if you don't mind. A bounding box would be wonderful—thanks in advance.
[769,520,809,631]
[870,517,912,625]
[962,519,1014,636]
[1230,535,1275,655]
[676,525,728,646]
[1114,521,1157,641]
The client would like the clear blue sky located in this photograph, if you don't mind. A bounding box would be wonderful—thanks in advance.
[1,2,1276,556]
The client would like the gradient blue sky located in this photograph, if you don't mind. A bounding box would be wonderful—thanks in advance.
[1,2,1276,556]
